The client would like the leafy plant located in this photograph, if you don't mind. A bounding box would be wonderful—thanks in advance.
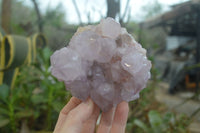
[0,47,71,132]
[133,110,190,133]
[125,77,190,133]
[0,84,33,133]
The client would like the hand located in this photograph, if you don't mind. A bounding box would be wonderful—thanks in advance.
[53,97,129,133]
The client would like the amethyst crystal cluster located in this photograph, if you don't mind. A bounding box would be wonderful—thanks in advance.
[50,18,151,111]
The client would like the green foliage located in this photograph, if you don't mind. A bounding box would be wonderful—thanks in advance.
[0,84,22,132]
[148,110,164,132]
[0,84,10,102]
[44,4,66,28]
[0,1,192,132]
[126,79,190,133]
[11,0,38,35]
[0,47,70,132]
[142,0,163,19]
[10,22,27,35]
[133,111,190,133]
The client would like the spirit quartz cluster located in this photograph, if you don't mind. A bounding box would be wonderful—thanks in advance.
[50,17,151,112]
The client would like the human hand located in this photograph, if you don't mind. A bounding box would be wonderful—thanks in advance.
[53,97,129,133]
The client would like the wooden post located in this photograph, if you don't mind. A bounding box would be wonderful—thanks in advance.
[106,0,120,19]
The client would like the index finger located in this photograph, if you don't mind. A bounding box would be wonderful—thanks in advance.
[54,97,81,132]
[60,97,82,115]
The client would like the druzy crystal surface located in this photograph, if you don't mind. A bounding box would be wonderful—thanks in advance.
[50,18,152,112]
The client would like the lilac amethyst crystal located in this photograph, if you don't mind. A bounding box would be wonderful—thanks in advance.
[50,17,152,112]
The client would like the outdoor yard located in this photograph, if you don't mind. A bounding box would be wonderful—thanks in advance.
[0,0,200,133]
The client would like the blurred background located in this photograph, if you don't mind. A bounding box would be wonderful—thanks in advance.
[0,0,200,132]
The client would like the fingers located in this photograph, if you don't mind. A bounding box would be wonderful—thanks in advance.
[96,107,116,133]
[54,97,81,132]
[110,102,129,133]
[60,98,95,133]
[81,103,100,133]
[54,97,129,133]
[60,97,82,115]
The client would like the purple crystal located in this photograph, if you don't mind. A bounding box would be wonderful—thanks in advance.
[50,17,152,112]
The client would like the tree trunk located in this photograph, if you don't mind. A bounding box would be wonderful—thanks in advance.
[31,0,43,32]
[106,0,120,19]
[119,0,130,25]
[1,0,12,33]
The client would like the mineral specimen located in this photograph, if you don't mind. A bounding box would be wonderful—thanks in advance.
[50,17,152,112]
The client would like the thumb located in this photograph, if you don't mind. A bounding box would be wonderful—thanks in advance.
[60,98,94,133]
